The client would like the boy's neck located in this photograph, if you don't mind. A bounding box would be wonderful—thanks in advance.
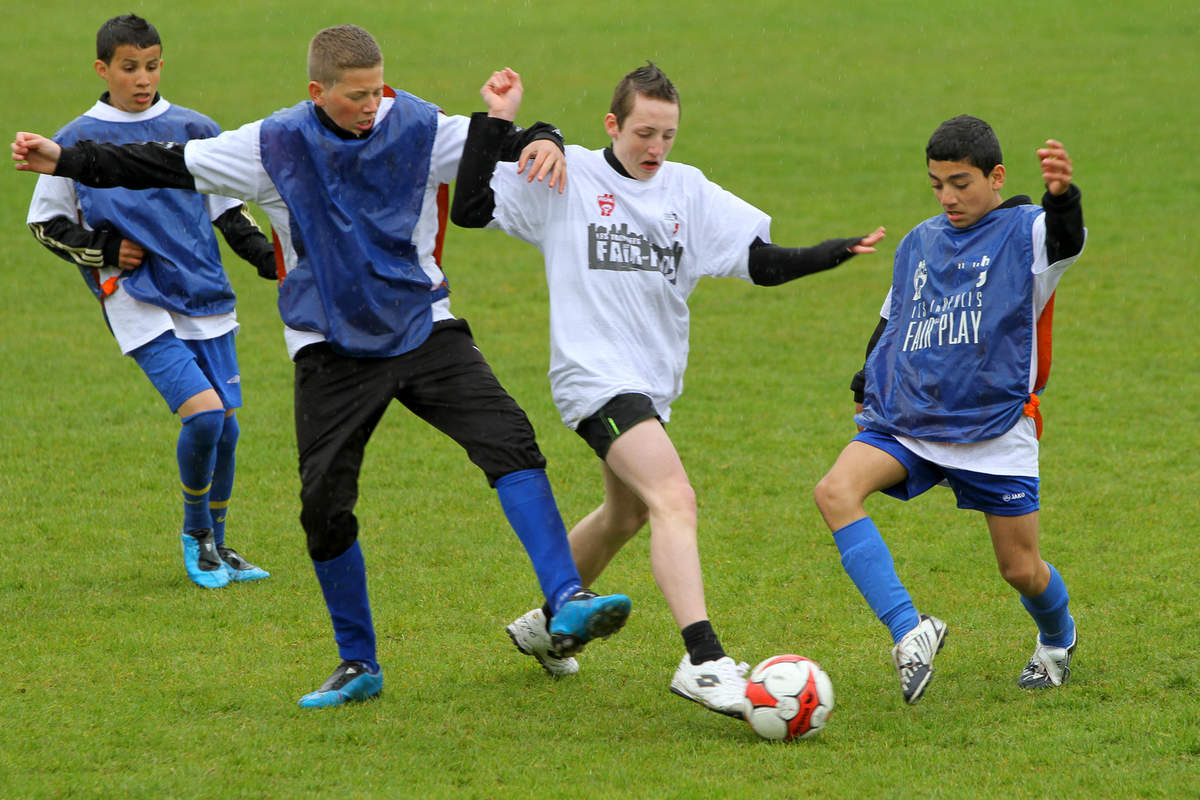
[603,146,633,179]
[314,103,369,140]
[101,90,161,109]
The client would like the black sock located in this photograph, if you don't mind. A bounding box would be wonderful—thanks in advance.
[681,619,725,664]
[541,602,553,627]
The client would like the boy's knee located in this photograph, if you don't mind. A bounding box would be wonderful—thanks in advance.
[646,479,696,523]
[813,473,845,514]
[998,560,1042,594]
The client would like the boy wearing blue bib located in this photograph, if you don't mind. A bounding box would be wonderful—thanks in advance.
[26,14,276,589]
[814,116,1086,704]
[15,25,633,708]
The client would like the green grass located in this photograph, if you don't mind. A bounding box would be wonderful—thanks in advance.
[2,0,1198,797]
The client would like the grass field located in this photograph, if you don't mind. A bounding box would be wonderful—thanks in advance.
[1,1,1197,797]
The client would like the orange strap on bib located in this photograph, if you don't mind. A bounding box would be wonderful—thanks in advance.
[1023,393,1043,439]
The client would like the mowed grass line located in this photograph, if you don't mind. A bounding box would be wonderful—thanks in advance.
[1,1,1197,797]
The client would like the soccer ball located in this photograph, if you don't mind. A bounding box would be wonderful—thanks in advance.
[743,654,835,741]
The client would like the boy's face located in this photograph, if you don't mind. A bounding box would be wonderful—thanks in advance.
[94,44,162,113]
[604,94,679,181]
[309,65,385,136]
[928,158,1005,228]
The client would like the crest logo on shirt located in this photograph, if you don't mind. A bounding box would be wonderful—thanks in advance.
[912,260,928,300]
[664,211,680,235]
[598,193,615,217]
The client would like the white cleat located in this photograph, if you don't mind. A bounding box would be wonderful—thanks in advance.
[1018,629,1077,689]
[669,654,749,718]
[506,608,579,677]
[891,614,947,705]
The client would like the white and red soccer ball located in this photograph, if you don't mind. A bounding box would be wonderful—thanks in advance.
[743,654,835,741]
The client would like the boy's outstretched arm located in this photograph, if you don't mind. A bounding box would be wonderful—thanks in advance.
[452,69,567,228]
[480,67,566,192]
[1037,139,1084,262]
[14,131,194,190]
[748,226,885,286]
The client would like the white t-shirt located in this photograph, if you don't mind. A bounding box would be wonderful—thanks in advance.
[182,97,469,359]
[490,145,771,427]
[877,212,1085,476]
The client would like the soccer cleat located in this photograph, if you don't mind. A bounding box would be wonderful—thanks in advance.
[891,613,947,705]
[297,660,383,708]
[548,590,632,657]
[507,608,579,676]
[669,654,750,718]
[181,529,230,589]
[218,545,270,582]
[1018,629,1077,689]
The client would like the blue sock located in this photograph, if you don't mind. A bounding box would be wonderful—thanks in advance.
[209,414,239,547]
[834,517,919,643]
[312,540,378,673]
[495,469,582,615]
[1020,563,1075,648]
[178,409,224,533]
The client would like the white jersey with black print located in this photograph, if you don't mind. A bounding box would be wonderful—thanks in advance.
[489,145,771,427]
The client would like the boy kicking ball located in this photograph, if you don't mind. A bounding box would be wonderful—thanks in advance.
[814,116,1086,704]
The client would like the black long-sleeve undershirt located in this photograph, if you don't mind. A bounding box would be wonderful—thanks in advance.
[849,186,1085,402]
[55,139,195,190]
[212,205,277,279]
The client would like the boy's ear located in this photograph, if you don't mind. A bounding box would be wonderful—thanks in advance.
[308,80,325,106]
[93,59,109,80]
[989,163,1006,190]
[603,112,619,140]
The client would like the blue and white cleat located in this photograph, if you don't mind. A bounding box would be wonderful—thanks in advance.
[218,546,270,582]
[1018,629,1077,689]
[548,590,631,657]
[298,661,383,709]
[181,529,230,589]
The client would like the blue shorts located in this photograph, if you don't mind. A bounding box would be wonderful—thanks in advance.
[854,429,1039,516]
[131,330,242,413]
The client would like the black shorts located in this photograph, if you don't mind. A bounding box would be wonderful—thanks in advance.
[575,393,662,460]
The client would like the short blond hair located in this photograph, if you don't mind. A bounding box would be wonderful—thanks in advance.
[307,24,382,85]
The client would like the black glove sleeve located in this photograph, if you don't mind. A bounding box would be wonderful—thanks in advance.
[28,215,127,270]
[1042,184,1084,264]
[213,205,277,280]
[748,236,864,286]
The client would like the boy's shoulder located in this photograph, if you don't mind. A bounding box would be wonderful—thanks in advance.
[55,98,222,142]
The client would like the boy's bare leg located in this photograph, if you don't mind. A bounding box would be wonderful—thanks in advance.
[597,419,706,628]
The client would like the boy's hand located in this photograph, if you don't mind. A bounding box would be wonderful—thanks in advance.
[11,132,61,174]
[118,239,145,270]
[481,68,523,122]
[517,139,567,194]
[849,226,887,254]
[1037,139,1073,196]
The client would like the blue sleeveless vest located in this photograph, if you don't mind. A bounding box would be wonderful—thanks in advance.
[857,203,1043,442]
[259,93,447,357]
[55,104,234,313]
